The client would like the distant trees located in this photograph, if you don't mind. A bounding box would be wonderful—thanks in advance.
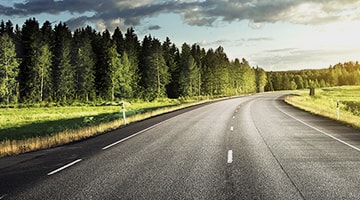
[265,61,360,91]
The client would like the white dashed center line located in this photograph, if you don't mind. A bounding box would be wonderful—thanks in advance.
[227,150,233,164]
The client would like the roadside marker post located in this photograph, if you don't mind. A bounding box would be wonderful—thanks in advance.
[122,100,127,125]
[336,99,340,120]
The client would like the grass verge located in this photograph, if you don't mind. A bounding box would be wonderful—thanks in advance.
[0,98,209,157]
[284,86,360,129]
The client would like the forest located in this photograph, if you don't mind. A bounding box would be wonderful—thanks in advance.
[0,18,266,104]
[0,18,359,105]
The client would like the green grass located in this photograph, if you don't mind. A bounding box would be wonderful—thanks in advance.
[0,97,208,156]
[285,86,360,128]
[0,99,184,141]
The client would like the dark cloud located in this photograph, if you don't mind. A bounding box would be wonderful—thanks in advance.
[66,16,90,30]
[1,0,359,31]
[148,25,161,30]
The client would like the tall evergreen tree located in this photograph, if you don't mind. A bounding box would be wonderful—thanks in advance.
[108,42,122,101]
[202,49,216,95]
[0,33,19,104]
[72,29,95,101]
[214,46,230,95]
[255,67,267,92]
[124,28,140,97]
[119,52,136,99]
[240,58,256,93]
[18,18,41,102]
[163,37,180,98]
[178,43,200,97]
[139,36,169,100]
[53,22,75,102]
[94,30,113,100]
[34,43,52,101]
[113,27,125,55]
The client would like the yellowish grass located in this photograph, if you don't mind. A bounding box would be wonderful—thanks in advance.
[285,87,360,129]
[0,100,207,157]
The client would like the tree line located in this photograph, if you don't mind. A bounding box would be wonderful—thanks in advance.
[0,18,267,104]
[266,61,360,91]
[1,18,359,104]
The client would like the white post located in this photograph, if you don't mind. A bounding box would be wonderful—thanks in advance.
[122,100,127,125]
[336,99,340,120]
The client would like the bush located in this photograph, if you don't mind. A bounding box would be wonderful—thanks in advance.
[343,101,360,116]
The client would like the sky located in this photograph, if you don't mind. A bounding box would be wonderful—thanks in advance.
[1,0,360,71]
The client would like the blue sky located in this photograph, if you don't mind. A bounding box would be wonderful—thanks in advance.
[1,0,360,71]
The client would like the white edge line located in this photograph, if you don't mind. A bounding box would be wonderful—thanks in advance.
[102,117,176,150]
[0,194,7,199]
[227,150,233,164]
[279,108,360,153]
[102,126,152,150]
[47,159,82,176]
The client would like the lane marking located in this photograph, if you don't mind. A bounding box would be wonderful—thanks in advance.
[0,194,7,199]
[47,159,82,176]
[227,150,233,164]
[279,108,360,153]
[102,115,180,150]
[230,126,234,131]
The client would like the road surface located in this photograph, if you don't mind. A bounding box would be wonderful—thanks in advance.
[1,93,360,199]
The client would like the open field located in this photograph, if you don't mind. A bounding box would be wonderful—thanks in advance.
[285,86,360,128]
[0,98,204,157]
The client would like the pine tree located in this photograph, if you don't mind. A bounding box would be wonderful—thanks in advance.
[139,36,169,100]
[108,42,122,101]
[53,22,75,102]
[124,28,140,98]
[94,30,113,100]
[72,29,95,101]
[163,37,180,98]
[255,67,267,92]
[240,58,256,93]
[113,27,125,55]
[120,52,136,99]
[152,39,170,98]
[0,33,19,104]
[178,43,199,97]
[202,49,216,95]
[34,44,52,101]
[18,18,41,102]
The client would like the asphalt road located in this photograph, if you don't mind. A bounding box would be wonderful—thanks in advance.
[1,93,360,199]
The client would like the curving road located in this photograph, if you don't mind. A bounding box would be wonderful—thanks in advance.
[1,93,360,199]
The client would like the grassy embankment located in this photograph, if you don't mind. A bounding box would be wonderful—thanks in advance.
[0,98,208,157]
[285,86,360,128]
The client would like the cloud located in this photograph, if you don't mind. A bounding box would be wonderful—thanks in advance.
[196,39,230,47]
[264,48,298,53]
[1,0,360,31]
[247,37,273,42]
[196,37,272,48]
[251,47,360,70]
[148,25,161,30]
